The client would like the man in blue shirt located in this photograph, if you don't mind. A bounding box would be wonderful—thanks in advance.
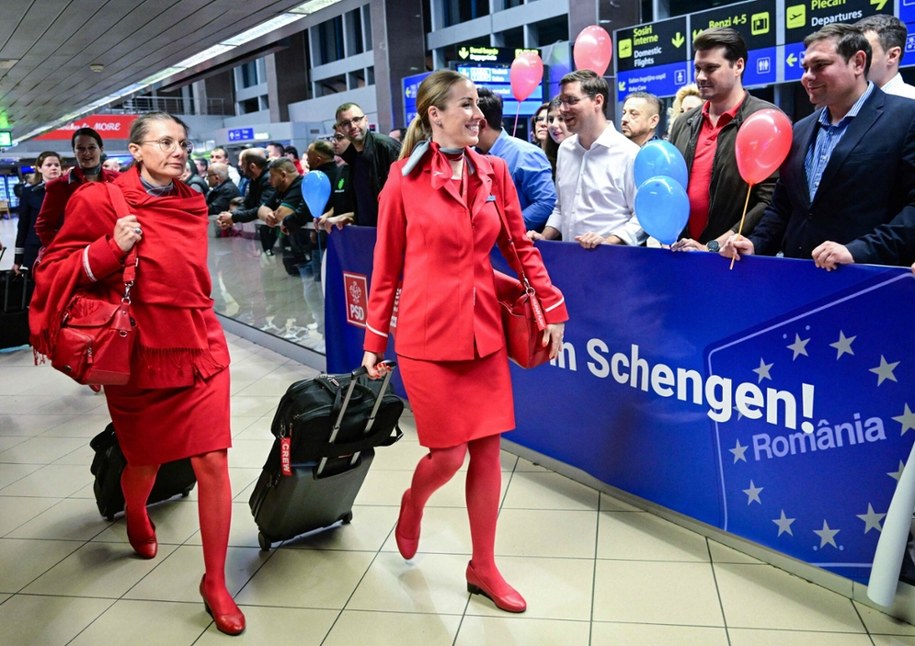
[475,87,556,231]
[724,23,915,269]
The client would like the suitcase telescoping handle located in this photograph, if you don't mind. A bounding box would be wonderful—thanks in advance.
[318,360,397,475]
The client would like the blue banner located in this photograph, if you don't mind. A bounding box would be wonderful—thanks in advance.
[325,227,915,583]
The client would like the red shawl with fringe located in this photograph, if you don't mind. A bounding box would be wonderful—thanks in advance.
[30,166,228,388]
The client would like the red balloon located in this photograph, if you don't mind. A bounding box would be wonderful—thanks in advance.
[734,109,793,185]
[573,25,613,75]
[509,53,544,103]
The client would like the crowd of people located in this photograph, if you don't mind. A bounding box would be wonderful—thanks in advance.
[5,15,915,636]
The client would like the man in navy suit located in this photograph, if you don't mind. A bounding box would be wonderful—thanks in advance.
[723,23,915,269]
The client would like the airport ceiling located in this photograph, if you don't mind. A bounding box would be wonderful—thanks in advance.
[0,0,318,142]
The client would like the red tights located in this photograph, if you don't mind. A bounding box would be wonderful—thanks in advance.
[121,449,238,615]
[404,434,506,577]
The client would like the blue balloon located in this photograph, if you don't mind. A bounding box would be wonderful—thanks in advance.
[633,140,688,190]
[634,176,690,246]
[301,170,332,219]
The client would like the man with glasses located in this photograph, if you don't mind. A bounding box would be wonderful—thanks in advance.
[529,70,643,249]
[334,103,401,226]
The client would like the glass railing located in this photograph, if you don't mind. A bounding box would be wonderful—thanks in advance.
[207,219,325,354]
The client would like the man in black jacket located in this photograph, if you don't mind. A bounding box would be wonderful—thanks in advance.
[205,164,240,215]
[669,28,781,253]
[335,103,401,226]
[725,24,915,269]
[216,148,277,253]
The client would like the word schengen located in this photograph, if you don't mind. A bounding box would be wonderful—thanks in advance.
[556,340,815,432]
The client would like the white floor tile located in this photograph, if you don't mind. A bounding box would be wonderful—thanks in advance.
[195,606,338,645]
[0,463,92,497]
[68,599,210,646]
[714,562,866,632]
[855,600,915,636]
[325,609,461,645]
[495,508,597,559]
[7,497,111,540]
[0,496,59,536]
[379,505,470,556]
[0,538,84,592]
[236,547,374,608]
[596,511,710,562]
[346,551,470,614]
[0,594,113,645]
[22,541,180,598]
[501,470,600,511]
[592,560,724,626]
[124,545,265,603]
[0,435,89,463]
[727,628,873,645]
[591,622,729,645]
[455,616,590,646]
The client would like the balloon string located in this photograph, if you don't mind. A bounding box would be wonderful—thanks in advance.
[729,183,753,271]
[512,104,521,138]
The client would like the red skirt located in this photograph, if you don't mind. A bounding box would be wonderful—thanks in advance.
[397,347,515,449]
[104,367,232,466]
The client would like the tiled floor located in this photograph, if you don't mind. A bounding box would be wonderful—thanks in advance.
[3,338,915,645]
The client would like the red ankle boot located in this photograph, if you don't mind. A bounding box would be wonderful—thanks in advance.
[125,506,157,559]
[395,489,422,560]
[199,575,246,636]
[466,561,526,613]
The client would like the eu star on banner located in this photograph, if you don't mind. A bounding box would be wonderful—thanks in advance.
[709,274,915,580]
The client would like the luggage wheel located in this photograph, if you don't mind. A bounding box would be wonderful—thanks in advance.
[106,514,115,522]
[340,511,353,524]
[258,531,272,551]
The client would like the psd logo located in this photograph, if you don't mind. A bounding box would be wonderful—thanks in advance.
[343,272,369,328]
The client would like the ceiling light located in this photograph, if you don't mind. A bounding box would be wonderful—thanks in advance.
[90,63,104,73]
[0,59,18,70]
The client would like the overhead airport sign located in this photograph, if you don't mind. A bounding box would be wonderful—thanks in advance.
[0,131,11,147]
[784,0,893,80]
[616,17,690,97]
[691,0,778,87]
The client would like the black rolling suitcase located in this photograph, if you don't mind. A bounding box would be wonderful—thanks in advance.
[0,262,33,349]
[249,362,404,550]
[89,423,198,521]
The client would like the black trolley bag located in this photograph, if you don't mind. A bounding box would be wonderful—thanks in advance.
[249,362,403,550]
[0,251,33,349]
[89,423,197,521]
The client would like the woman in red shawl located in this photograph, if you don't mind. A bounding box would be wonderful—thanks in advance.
[30,113,244,636]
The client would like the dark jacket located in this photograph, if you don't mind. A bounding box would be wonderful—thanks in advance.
[669,93,780,243]
[750,87,915,265]
[15,182,46,269]
[340,130,401,226]
[230,171,275,223]
[206,178,241,215]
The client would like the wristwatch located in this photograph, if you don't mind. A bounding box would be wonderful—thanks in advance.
[706,240,720,253]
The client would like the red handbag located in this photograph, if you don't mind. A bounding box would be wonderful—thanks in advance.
[50,186,138,386]
[491,196,551,369]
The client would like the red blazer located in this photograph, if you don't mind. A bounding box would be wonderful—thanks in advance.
[364,146,567,361]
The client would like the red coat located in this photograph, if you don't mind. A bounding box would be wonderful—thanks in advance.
[364,146,567,361]
[35,167,120,247]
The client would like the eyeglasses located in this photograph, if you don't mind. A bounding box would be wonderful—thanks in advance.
[557,95,588,107]
[337,115,365,130]
[140,138,194,154]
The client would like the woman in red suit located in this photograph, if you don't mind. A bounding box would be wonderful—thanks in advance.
[30,113,245,635]
[362,70,568,613]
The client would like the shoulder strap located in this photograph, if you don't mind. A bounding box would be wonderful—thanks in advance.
[490,162,533,290]
[102,183,138,288]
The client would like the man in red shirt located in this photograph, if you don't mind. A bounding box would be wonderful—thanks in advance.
[669,28,782,253]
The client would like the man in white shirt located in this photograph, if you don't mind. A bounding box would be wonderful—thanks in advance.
[856,14,915,100]
[529,70,643,249]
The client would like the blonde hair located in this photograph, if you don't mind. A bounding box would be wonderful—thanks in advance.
[668,84,702,135]
[400,70,471,160]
